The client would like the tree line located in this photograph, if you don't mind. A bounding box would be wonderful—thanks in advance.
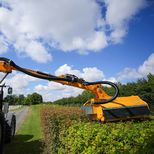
[4,92,43,105]
[53,74,154,111]
[4,74,154,111]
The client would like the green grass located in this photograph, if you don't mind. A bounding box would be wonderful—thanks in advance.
[5,105,44,154]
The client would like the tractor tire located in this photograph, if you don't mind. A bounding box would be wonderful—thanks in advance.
[0,112,5,154]
[5,114,16,144]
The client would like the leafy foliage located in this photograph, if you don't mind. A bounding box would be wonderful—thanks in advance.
[4,94,25,105]
[60,121,154,154]
[41,106,154,154]
[40,106,88,153]
[53,90,94,106]
[24,93,43,105]
[4,93,43,105]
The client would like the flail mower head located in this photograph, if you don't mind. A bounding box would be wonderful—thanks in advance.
[83,95,150,122]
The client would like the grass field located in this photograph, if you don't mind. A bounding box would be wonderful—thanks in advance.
[5,105,44,154]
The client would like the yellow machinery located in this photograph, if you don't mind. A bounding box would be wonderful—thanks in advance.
[0,57,150,122]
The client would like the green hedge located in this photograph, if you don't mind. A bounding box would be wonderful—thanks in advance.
[59,120,154,154]
[41,107,88,154]
[41,106,154,154]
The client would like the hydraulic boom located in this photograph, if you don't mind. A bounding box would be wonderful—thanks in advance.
[0,57,150,122]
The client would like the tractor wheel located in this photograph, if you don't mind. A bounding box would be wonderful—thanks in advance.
[5,115,16,144]
[0,112,5,154]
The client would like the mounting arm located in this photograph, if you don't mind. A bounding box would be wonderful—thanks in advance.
[0,57,119,104]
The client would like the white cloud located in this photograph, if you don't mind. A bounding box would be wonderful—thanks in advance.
[82,67,104,82]
[14,36,52,63]
[64,31,108,52]
[0,35,8,54]
[35,82,83,102]
[0,0,146,61]
[55,64,104,82]
[117,68,142,81]
[55,64,81,77]
[0,6,52,63]
[105,0,146,43]
[138,53,154,75]
[105,0,146,27]
[6,73,38,94]
[22,41,52,63]
[35,82,65,91]
[107,77,117,83]
[117,53,154,81]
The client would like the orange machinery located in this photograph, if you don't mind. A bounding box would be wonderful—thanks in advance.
[0,57,150,122]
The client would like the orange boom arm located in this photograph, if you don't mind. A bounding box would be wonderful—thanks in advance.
[0,57,150,122]
[0,57,118,104]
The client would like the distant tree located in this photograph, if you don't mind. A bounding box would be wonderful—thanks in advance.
[24,93,43,105]
[4,95,18,105]
[53,90,94,106]
[31,93,43,105]
[147,74,154,111]
[17,94,25,105]
[24,94,31,105]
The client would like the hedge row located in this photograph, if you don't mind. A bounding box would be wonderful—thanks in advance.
[40,106,88,154]
[60,121,154,154]
[41,106,154,154]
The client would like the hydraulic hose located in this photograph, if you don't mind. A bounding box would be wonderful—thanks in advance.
[86,81,119,104]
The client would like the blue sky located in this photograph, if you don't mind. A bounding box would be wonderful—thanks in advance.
[0,0,154,101]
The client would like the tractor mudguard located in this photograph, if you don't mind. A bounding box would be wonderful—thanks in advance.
[0,112,5,154]
[5,112,15,126]
[5,113,16,143]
